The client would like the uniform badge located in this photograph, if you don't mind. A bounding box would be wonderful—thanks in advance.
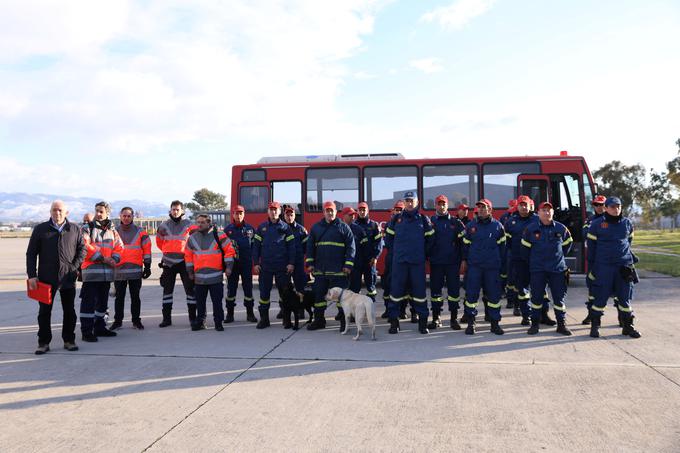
[555,233,562,239]
[397,218,402,223]
[534,232,540,239]
[262,227,267,232]
[470,227,476,234]
[601,222,608,229]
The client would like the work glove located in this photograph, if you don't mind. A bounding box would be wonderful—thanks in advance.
[142,264,151,279]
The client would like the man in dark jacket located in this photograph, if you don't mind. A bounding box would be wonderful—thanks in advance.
[26,200,86,354]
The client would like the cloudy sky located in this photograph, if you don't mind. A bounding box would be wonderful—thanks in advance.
[0,0,678,203]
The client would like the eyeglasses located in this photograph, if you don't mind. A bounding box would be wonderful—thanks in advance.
[593,203,604,207]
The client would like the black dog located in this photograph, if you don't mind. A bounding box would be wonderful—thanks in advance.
[279,282,313,330]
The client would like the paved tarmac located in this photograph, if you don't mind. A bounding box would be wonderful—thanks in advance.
[2,237,680,452]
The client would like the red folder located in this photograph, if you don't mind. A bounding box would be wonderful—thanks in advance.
[27,280,52,305]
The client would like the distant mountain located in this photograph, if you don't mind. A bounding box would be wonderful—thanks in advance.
[0,192,169,222]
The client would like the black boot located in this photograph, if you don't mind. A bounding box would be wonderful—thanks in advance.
[589,314,601,338]
[450,311,461,330]
[581,312,592,325]
[380,307,389,319]
[427,309,441,329]
[159,306,172,328]
[460,312,469,324]
[187,303,197,324]
[224,306,235,324]
[388,318,400,334]
[256,310,270,329]
[490,320,504,335]
[418,315,430,334]
[513,304,521,317]
[521,316,530,326]
[556,318,572,336]
[399,301,408,319]
[465,317,476,335]
[410,308,418,324]
[335,307,345,321]
[621,315,641,338]
[617,310,625,328]
[540,306,556,326]
[527,318,540,335]
[483,298,491,322]
[246,306,258,323]
[307,310,326,330]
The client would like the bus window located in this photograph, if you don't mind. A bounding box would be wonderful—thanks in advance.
[272,181,302,214]
[550,174,583,239]
[583,173,594,217]
[422,164,478,210]
[364,166,418,210]
[239,186,269,213]
[242,169,266,182]
[306,167,359,212]
[483,162,540,208]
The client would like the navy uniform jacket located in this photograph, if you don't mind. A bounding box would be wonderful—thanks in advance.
[504,212,538,261]
[306,218,355,276]
[462,216,506,269]
[252,219,295,270]
[354,217,384,263]
[586,215,634,267]
[499,210,513,227]
[349,223,368,265]
[384,208,435,264]
[224,221,255,262]
[287,221,308,263]
[520,220,573,272]
[429,213,465,265]
[582,212,604,239]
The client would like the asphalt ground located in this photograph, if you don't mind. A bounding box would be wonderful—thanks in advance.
[2,237,680,452]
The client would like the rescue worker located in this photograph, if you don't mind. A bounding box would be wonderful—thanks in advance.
[343,207,368,296]
[504,195,538,324]
[305,201,355,331]
[460,199,506,335]
[156,201,198,328]
[80,201,123,342]
[586,197,641,338]
[224,205,257,323]
[283,205,309,294]
[384,191,435,335]
[252,201,295,329]
[521,201,574,336]
[428,195,465,330]
[185,214,236,331]
[456,204,470,226]
[111,207,151,330]
[499,199,518,303]
[581,194,607,325]
[354,202,384,301]
[380,201,404,319]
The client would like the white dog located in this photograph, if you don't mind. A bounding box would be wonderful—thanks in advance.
[325,287,376,340]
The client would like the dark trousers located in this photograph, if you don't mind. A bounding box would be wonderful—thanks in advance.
[388,262,428,319]
[381,254,393,306]
[291,259,308,293]
[195,283,225,324]
[38,286,76,344]
[509,260,531,317]
[350,262,378,300]
[312,274,348,311]
[80,281,111,334]
[114,279,142,323]
[464,266,502,321]
[226,260,254,308]
[258,269,290,312]
[430,263,461,312]
[160,262,196,309]
[530,270,568,321]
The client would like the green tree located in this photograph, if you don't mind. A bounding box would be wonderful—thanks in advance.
[185,188,228,213]
[593,160,646,216]
[639,169,671,226]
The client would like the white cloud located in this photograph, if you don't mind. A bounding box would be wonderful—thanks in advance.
[421,0,495,30]
[409,58,444,74]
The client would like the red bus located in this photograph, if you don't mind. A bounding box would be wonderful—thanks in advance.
[231,152,598,273]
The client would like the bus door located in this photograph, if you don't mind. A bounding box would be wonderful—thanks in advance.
[518,174,550,204]
[271,180,304,225]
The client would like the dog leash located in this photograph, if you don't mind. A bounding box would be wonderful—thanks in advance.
[338,288,346,303]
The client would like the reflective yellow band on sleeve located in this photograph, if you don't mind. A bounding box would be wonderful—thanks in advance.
[562,237,574,246]
[587,233,597,241]
[521,239,532,248]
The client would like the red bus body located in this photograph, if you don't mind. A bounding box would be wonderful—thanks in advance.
[231,153,597,273]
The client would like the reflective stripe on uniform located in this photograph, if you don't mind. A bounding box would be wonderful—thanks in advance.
[521,239,532,248]
[587,233,597,241]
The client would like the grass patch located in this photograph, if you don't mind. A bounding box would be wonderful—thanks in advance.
[635,252,680,277]
[634,230,680,254]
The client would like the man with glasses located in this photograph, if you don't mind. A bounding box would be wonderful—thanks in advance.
[581,194,607,325]
[354,202,384,302]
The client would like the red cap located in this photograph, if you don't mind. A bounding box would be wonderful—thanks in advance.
[475,198,493,210]
[268,201,280,210]
[538,201,554,210]
[357,202,368,209]
[592,195,607,205]
[457,203,469,210]
[323,201,336,211]
[232,205,245,213]
[508,199,518,208]
[394,201,405,209]
[284,206,295,213]
[516,195,532,205]
[435,194,449,204]
[340,207,356,217]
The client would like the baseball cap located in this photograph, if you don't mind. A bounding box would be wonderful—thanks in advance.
[357,202,368,209]
[538,201,554,210]
[592,195,607,205]
[402,191,417,200]
[457,203,469,210]
[516,195,532,205]
[435,195,449,204]
[232,205,245,213]
[475,198,493,210]
[323,201,337,211]
[340,207,356,217]
[268,201,280,210]
[605,196,622,207]
[284,206,295,213]
[508,199,518,207]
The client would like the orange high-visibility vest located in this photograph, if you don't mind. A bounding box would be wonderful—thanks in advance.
[156,218,197,266]
[81,223,123,282]
[185,229,236,285]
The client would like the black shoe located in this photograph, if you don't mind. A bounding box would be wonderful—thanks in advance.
[224,307,235,324]
[527,318,540,335]
[428,311,441,330]
[95,328,117,337]
[82,333,98,343]
[132,320,145,330]
[465,320,475,335]
[187,304,197,323]
[589,315,601,338]
[388,318,400,334]
[109,320,122,330]
[380,309,389,319]
[63,342,79,351]
[276,309,283,319]
[581,313,592,325]
[35,343,50,355]
[191,323,206,331]
[521,316,530,326]
[556,320,572,336]
[540,307,557,326]
[490,320,504,335]
[399,311,407,320]
[246,307,258,323]
[450,318,462,330]
[418,316,430,334]
[215,323,224,331]
[410,309,418,324]
[256,311,271,329]
[307,316,326,331]
[622,317,641,338]
[513,306,521,316]
[159,307,172,328]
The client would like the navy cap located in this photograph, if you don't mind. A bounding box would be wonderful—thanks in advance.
[605,196,622,207]
[402,191,418,200]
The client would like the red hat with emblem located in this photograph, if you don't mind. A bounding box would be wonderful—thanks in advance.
[475,198,493,210]
[516,195,532,205]
[323,201,337,211]
[538,201,554,210]
[232,205,245,213]
[435,195,449,204]
[592,195,607,205]
[268,201,281,210]
[340,207,357,217]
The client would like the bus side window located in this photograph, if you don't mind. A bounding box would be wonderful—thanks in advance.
[239,186,269,213]
[483,162,540,208]
[364,166,418,210]
[306,168,359,212]
[423,164,478,209]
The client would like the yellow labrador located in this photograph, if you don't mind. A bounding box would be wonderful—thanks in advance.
[325,287,376,340]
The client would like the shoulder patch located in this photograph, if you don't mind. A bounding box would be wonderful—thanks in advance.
[601,222,608,229]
